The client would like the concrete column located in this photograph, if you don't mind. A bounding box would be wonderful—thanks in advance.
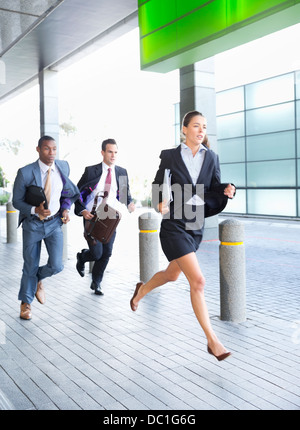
[39,69,60,156]
[39,68,65,257]
[219,219,246,322]
[180,58,218,239]
[6,201,18,243]
[139,211,160,283]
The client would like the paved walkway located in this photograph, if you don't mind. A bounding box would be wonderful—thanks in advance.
[0,205,300,410]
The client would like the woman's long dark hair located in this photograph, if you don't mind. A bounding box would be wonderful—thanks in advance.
[181,110,210,148]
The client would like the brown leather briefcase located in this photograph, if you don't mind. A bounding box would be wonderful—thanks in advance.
[84,197,122,244]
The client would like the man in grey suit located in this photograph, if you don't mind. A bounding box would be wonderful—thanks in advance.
[13,136,79,320]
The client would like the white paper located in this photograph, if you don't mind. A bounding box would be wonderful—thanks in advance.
[186,195,205,206]
[162,169,173,204]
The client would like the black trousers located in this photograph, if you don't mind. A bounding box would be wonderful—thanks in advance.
[81,231,116,286]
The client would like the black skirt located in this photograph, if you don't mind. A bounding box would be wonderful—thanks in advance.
[159,218,203,262]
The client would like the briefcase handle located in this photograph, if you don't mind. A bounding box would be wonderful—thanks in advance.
[91,191,109,215]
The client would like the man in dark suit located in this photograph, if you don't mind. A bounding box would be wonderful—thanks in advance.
[13,136,79,320]
[75,138,135,295]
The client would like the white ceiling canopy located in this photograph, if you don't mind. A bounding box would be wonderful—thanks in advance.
[0,0,63,55]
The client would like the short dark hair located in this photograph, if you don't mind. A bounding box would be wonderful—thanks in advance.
[38,135,55,148]
[101,138,117,151]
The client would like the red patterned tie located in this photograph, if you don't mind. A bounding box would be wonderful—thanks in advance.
[104,168,111,197]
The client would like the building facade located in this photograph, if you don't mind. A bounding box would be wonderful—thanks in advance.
[174,69,300,218]
[217,70,299,218]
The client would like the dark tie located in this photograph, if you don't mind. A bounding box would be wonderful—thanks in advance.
[104,168,111,197]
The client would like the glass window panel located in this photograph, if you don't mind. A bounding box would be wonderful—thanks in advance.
[246,102,294,135]
[218,138,245,163]
[298,159,300,187]
[220,163,245,187]
[247,160,296,187]
[245,74,294,109]
[217,112,244,139]
[297,100,300,129]
[223,189,246,214]
[248,190,296,217]
[298,190,300,218]
[298,130,300,158]
[216,87,244,115]
[174,124,181,146]
[296,71,300,100]
[247,131,295,161]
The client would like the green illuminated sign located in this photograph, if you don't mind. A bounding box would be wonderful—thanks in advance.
[139,0,300,72]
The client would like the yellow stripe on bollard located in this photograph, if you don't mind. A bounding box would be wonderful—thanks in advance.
[140,230,158,233]
[221,241,243,246]
[6,210,16,213]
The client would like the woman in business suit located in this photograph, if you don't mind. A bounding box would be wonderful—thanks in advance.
[130,111,236,361]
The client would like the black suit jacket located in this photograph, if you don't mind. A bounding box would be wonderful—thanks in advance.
[74,162,133,216]
[152,145,231,218]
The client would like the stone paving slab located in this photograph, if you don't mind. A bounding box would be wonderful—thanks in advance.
[0,206,300,411]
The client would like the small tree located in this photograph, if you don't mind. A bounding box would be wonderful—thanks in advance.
[0,138,21,155]
[59,117,77,160]
[60,120,77,136]
[0,166,7,188]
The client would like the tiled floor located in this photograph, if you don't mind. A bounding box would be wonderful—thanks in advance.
[0,206,300,410]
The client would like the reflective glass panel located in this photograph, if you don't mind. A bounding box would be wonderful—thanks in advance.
[246,103,294,135]
[297,100,300,129]
[216,87,244,115]
[174,124,181,146]
[217,112,244,139]
[220,163,245,187]
[223,189,246,214]
[298,130,300,158]
[245,74,294,109]
[218,138,245,163]
[247,160,296,187]
[246,131,295,161]
[247,189,296,217]
[296,71,300,100]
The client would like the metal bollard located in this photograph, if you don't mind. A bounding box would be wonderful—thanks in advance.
[6,201,18,243]
[219,218,246,322]
[139,211,160,283]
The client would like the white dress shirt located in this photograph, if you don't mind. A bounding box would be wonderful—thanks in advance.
[31,160,63,217]
[180,142,207,206]
[86,163,119,212]
[180,142,207,185]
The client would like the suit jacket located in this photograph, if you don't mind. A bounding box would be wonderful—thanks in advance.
[74,162,133,216]
[152,145,230,218]
[13,159,80,226]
